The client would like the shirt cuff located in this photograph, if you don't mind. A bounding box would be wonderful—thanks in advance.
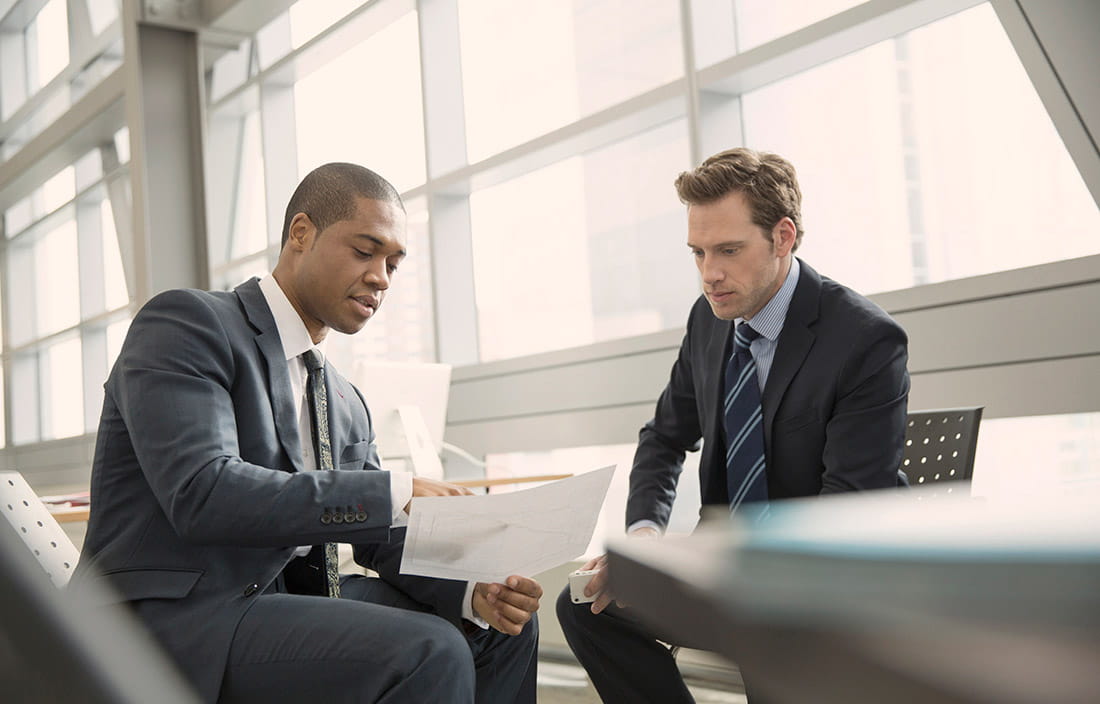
[388,469,414,525]
[626,519,664,536]
[462,582,489,629]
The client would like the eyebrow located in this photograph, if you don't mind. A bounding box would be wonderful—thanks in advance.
[355,233,406,257]
[686,240,745,249]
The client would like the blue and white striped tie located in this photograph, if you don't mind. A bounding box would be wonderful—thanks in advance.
[724,323,768,511]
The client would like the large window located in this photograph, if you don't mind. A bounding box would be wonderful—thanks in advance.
[470,120,695,361]
[457,0,684,162]
[739,4,1100,295]
[1,149,132,445]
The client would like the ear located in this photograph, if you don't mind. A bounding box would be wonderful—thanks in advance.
[286,212,316,251]
[771,217,797,257]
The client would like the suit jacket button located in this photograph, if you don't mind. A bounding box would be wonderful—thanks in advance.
[243,583,259,597]
[332,512,344,524]
[343,511,356,523]
[320,512,332,525]
[355,512,368,522]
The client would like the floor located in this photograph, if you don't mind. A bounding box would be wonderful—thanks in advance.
[536,659,747,704]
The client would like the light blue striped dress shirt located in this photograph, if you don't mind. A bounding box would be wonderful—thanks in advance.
[627,257,801,535]
[740,256,800,391]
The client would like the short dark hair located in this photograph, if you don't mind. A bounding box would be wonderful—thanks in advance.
[674,148,804,251]
[280,163,405,247]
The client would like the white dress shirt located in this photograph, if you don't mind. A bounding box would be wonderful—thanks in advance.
[258,275,484,626]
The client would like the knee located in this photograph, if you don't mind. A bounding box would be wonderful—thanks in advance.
[555,584,589,636]
[418,618,476,680]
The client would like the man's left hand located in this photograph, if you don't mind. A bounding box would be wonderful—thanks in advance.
[472,576,543,635]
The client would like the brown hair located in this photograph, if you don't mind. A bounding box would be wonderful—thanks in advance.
[674,148,804,251]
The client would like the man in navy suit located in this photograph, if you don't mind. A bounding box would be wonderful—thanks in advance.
[557,148,910,702]
[73,163,541,703]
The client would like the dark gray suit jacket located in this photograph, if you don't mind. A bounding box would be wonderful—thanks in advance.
[72,278,464,702]
[627,259,910,528]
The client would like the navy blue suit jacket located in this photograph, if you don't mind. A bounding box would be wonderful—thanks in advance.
[627,259,910,528]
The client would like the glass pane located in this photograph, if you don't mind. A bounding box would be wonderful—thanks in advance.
[4,197,33,237]
[6,240,35,346]
[470,120,695,361]
[37,166,76,217]
[289,0,366,48]
[230,112,269,260]
[735,0,864,53]
[458,0,684,161]
[87,0,120,36]
[215,257,270,292]
[106,316,131,370]
[294,12,426,191]
[42,335,84,440]
[28,0,70,90]
[101,197,129,310]
[113,126,130,164]
[11,353,39,444]
[35,219,81,336]
[739,4,1100,294]
[486,445,702,560]
[209,39,252,103]
[972,412,1100,499]
[327,196,435,368]
[0,371,5,448]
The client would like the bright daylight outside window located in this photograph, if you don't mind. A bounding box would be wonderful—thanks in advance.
[457,0,684,162]
[470,120,695,362]
[740,3,1100,295]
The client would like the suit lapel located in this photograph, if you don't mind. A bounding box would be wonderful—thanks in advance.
[236,278,305,473]
[761,259,821,452]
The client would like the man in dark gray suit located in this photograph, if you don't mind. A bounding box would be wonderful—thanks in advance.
[72,163,541,703]
[557,148,909,702]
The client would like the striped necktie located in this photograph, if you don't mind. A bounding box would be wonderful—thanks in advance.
[724,323,768,511]
[302,349,342,599]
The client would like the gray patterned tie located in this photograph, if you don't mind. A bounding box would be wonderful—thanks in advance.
[302,349,341,599]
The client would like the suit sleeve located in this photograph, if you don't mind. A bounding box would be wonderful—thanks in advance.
[626,309,704,529]
[112,289,393,547]
[820,316,910,493]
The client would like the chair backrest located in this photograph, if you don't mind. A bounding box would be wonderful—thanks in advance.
[901,407,983,494]
[0,471,81,587]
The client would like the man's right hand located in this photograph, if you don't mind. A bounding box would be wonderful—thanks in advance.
[404,477,474,513]
[583,525,661,614]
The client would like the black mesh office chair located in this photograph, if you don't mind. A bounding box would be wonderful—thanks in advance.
[901,407,983,495]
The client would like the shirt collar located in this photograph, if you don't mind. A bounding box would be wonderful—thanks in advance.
[258,274,327,363]
[739,256,800,342]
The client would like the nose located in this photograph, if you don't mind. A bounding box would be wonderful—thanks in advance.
[364,259,390,291]
[699,254,723,285]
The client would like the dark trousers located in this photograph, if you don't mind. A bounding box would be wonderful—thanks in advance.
[556,586,696,703]
[218,574,538,704]
[557,585,773,703]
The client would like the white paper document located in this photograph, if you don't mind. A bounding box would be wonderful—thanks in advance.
[399,465,616,583]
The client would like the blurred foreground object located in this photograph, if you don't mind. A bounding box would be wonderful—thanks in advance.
[608,489,1100,704]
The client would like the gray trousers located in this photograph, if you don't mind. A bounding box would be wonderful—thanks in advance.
[218,575,538,703]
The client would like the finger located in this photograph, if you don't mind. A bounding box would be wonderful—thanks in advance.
[579,554,604,571]
[504,576,543,599]
[591,590,614,615]
[491,587,540,614]
[584,565,609,596]
[489,599,535,627]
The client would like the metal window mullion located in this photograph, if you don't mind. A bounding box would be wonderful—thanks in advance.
[258,77,298,254]
[417,0,477,364]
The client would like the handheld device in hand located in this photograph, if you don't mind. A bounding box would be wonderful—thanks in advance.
[569,568,600,604]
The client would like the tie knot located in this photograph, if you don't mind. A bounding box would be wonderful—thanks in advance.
[734,323,760,350]
[302,348,324,372]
